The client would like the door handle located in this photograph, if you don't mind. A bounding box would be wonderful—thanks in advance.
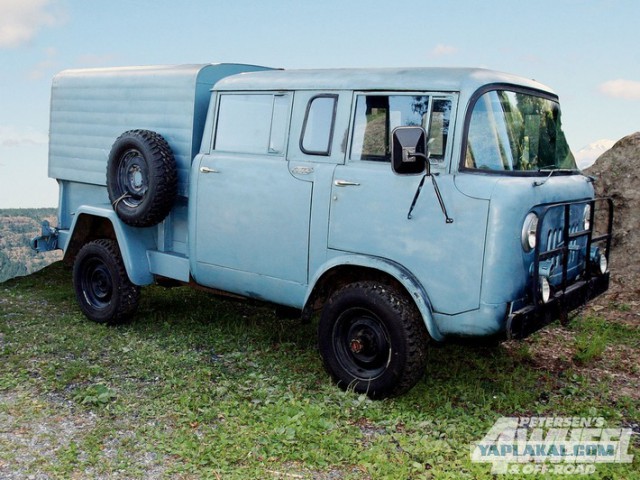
[334,180,361,187]
[200,166,220,174]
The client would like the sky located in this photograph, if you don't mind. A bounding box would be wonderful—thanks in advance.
[0,0,638,208]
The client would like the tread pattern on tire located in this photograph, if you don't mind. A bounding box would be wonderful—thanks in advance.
[107,129,177,228]
[319,280,429,398]
[73,239,140,325]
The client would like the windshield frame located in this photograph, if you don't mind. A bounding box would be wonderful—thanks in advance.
[459,83,578,176]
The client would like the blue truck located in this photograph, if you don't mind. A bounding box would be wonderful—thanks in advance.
[33,63,613,398]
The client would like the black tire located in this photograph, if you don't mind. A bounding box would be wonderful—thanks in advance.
[72,239,140,324]
[318,281,429,399]
[107,129,177,227]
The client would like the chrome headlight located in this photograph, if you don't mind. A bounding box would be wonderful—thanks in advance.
[521,212,539,252]
[583,204,591,231]
[599,254,608,274]
[540,276,551,303]
[590,246,609,275]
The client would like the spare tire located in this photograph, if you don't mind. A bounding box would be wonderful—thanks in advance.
[107,129,177,227]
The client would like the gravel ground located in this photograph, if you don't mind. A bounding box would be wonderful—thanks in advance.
[0,391,166,479]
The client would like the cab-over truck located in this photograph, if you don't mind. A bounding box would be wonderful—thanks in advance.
[33,63,613,398]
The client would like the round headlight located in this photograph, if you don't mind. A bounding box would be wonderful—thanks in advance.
[522,212,539,252]
[540,276,551,303]
[599,254,608,274]
[583,204,591,231]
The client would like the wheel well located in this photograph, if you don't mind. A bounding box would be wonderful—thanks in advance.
[303,265,412,320]
[63,214,117,267]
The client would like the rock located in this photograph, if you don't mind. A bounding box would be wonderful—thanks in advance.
[585,131,640,300]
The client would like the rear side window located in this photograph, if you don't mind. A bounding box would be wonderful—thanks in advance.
[215,93,291,155]
[300,95,337,155]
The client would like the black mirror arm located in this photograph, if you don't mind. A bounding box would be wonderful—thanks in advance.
[408,152,431,175]
[406,153,431,220]
[407,174,428,220]
[431,174,454,224]
[406,148,453,222]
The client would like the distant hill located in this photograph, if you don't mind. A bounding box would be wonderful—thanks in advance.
[575,139,615,170]
[0,208,63,283]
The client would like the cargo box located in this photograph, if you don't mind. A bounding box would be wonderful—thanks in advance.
[48,63,271,197]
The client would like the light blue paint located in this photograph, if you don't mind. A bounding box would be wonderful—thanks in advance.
[67,205,156,285]
[49,64,272,197]
[310,253,443,341]
[36,64,610,341]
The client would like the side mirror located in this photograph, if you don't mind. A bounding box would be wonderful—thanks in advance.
[391,126,429,175]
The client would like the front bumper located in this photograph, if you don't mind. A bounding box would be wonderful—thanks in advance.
[506,197,613,340]
[506,272,609,339]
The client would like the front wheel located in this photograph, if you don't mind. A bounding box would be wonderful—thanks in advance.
[318,281,429,399]
[72,239,140,324]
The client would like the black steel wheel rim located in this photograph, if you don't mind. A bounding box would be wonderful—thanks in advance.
[332,307,391,380]
[116,149,149,207]
[81,257,113,310]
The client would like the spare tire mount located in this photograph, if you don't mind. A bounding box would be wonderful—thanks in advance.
[107,129,177,228]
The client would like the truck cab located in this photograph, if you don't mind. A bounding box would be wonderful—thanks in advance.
[34,64,612,398]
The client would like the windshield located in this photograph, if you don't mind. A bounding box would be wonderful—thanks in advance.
[464,90,577,172]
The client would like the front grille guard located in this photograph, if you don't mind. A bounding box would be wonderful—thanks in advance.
[530,197,613,307]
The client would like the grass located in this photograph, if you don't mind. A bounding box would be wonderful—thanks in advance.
[573,322,610,364]
[0,262,638,479]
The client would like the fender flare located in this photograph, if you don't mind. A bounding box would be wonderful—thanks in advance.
[305,254,444,342]
[60,206,156,286]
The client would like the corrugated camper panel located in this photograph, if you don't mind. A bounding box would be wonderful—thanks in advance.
[48,63,271,197]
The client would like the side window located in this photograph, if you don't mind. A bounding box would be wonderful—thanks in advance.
[351,96,389,160]
[350,95,452,162]
[269,94,290,154]
[300,95,337,155]
[215,93,290,155]
[427,99,452,163]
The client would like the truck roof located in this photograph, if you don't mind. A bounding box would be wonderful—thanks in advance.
[214,67,556,97]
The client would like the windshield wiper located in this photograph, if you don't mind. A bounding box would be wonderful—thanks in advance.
[538,168,577,173]
[533,168,578,187]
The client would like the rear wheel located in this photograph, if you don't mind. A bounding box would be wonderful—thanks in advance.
[318,281,429,399]
[72,239,140,324]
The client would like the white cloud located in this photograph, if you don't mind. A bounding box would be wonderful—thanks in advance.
[0,0,60,48]
[0,126,48,147]
[430,44,458,57]
[599,79,640,100]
